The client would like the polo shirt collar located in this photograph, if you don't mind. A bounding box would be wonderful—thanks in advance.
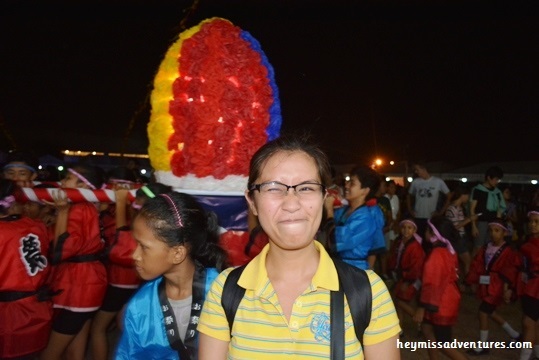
[237,240,340,295]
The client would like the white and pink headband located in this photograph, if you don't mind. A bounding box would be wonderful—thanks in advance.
[427,219,455,254]
[528,211,539,218]
[399,219,423,244]
[68,168,96,190]
[488,221,510,232]
[0,195,15,209]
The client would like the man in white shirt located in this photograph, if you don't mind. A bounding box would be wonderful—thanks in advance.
[407,162,450,245]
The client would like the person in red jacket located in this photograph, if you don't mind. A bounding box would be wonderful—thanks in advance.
[387,218,425,328]
[519,208,539,360]
[413,216,466,360]
[90,182,171,360]
[40,165,108,360]
[465,219,521,356]
[0,179,53,359]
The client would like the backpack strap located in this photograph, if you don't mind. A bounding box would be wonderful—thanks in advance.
[333,258,372,345]
[221,265,247,333]
[330,287,344,359]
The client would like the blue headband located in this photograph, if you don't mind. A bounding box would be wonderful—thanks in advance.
[3,163,36,173]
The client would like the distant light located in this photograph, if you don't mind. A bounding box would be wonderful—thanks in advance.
[92,151,97,155]
[38,165,43,170]
[532,180,538,185]
[390,161,395,165]
[345,175,351,182]
[407,177,413,183]
[375,158,382,166]
[64,150,70,154]
[461,178,468,183]
[140,169,147,175]
[385,177,391,182]
[58,166,64,171]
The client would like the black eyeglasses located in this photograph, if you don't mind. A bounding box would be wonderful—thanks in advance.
[250,181,326,199]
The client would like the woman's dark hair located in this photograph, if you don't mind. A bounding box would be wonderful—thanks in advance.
[5,151,38,173]
[247,134,331,194]
[451,185,470,201]
[0,179,17,215]
[348,165,381,200]
[138,191,227,271]
[70,164,105,189]
[428,216,459,245]
[135,182,172,203]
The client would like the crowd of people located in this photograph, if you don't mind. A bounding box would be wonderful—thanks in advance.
[1,143,538,360]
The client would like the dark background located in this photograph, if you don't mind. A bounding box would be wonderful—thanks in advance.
[1,0,538,168]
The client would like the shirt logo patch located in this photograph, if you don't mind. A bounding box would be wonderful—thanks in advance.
[310,312,331,342]
[19,233,48,276]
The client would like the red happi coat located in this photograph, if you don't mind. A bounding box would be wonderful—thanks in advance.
[100,205,117,247]
[518,237,539,299]
[50,203,107,311]
[219,227,269,266]
[107,226,140,288]
[466,242,520,306]
[0,215,53,358]
[420,243,461,326]
[388,237,425,301]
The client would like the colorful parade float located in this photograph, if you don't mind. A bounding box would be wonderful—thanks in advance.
[147,18,281,265]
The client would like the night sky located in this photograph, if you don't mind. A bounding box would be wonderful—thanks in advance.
[1,0,538,168]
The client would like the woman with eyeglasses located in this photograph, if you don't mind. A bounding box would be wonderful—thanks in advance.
[197,135,400,359]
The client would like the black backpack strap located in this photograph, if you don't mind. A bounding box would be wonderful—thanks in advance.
[330,288,344,360]
[333,258,372,345]
[221,265,247,334]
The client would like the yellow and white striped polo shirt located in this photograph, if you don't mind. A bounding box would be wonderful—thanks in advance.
[198,241,400,359]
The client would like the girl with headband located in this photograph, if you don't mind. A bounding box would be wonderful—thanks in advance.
[90,182,171,360]
[413,216,466,360]
[387,218,425,333]
[518,208,539,360]
[40,164,108,360]
[465,218,521,356]
[0,179,52,359]
[115,191,227,359]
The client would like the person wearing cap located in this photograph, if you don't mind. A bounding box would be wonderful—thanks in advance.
[465,218,521,356]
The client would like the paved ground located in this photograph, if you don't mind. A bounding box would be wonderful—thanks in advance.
[99,289,527,359]
[399,289,526,360]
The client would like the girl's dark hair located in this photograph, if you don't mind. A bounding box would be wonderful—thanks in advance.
[451,185,470,201]
[135,182,172,202]
[138,192,227,271]
[70,164,105,189]
[107,166,134,183]
[247,134,331,194]
[0,179,17,215]
[349,165,381,200]
[428,216,459,245]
